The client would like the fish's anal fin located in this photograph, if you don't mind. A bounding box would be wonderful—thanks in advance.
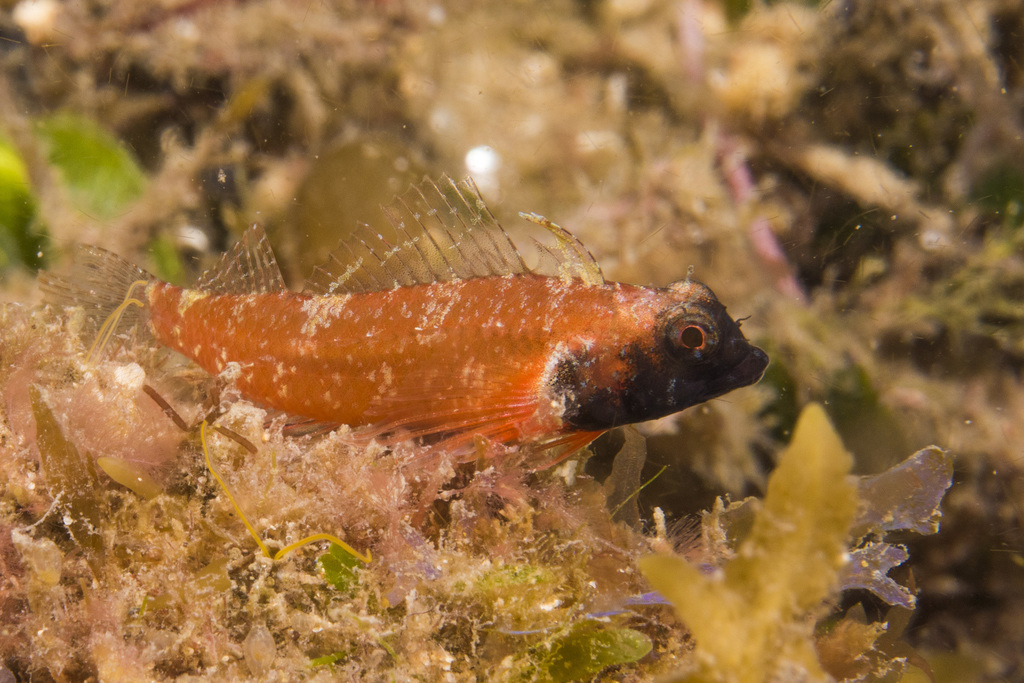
[307,175,591,295]
[196,224,286,295]
[520,212,605,286]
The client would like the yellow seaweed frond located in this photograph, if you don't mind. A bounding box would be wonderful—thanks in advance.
[640,403,858,683]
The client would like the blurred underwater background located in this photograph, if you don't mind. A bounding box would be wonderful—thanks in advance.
[0,0,1022,680]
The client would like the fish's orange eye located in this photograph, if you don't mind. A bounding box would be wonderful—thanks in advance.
[678,325,706,350]
[664,310,719,362]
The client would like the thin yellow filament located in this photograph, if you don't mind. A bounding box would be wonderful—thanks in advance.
[199,421,372,564]
[85,279,150,363]
[609,465,668,518]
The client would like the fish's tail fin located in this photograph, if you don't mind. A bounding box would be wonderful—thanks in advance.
[38,245,155,361]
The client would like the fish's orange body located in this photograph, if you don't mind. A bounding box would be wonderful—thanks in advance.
[147,275,674,447]
[42,176,768,457]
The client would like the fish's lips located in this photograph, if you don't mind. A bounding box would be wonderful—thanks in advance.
[733,344,769,388]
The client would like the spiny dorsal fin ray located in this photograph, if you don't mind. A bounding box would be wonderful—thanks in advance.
[305,175,540,295]
[520,212,604,286]
[196,224,285,294]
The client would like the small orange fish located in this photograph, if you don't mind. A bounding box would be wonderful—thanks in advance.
[40,176,768,459]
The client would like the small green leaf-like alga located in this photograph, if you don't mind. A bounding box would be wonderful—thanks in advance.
[640,403,859,683]
[319,542,363,594]
[531,622,653,683]
[35,113,145,219]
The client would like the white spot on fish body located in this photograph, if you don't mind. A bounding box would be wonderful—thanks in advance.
[177,289,210,316]
[378,363,394,389]
[301,295,350,335]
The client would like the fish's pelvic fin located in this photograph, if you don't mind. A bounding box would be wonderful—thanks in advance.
[39,245,153,352]
[196,224,286,295]
[532,430,604,469]
[279,416,342,438]
[304,175,533,295]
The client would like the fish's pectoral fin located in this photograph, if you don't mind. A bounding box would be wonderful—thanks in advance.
[365,397,539,452]
[196,224,286,295]
[357,366,540,453]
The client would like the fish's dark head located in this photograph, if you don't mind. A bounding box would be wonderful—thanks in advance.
[558,279,769,431]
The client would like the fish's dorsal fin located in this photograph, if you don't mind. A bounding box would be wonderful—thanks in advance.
[520,212,604,286]
[304,175,530,295]
[196,224,286,294]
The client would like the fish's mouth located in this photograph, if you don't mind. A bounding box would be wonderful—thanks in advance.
[712,339,770,389]
[729,344,770,389]
[692,340,769,404]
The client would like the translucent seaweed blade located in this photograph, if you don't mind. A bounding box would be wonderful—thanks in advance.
[96,456,162,500]
[838,542,916,608]
[29,385,106,574]
[603,426,647,527]
[853,445,953,538]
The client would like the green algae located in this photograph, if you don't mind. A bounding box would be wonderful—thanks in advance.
[96,456,162,500]
[524,622,653,683]
[898,221,1024,368]
[35,113,146,221]
[0,135,44,273]
[319,541,363,595]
